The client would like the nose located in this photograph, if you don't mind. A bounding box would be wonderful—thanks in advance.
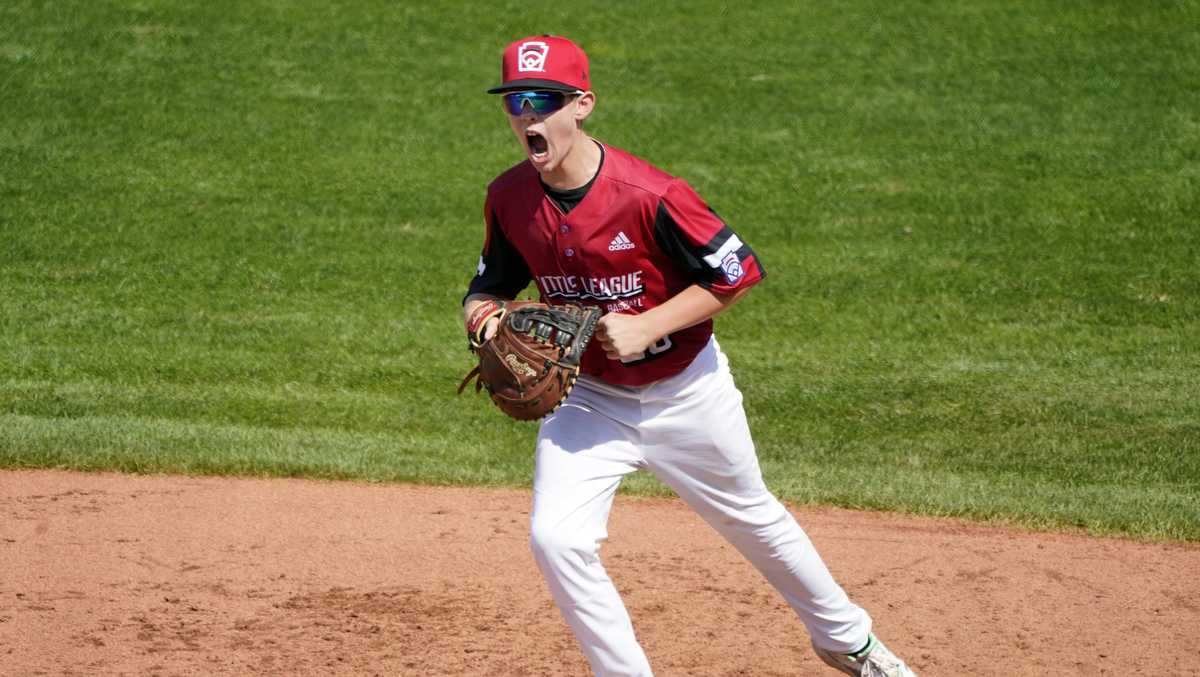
[519,101,540,120]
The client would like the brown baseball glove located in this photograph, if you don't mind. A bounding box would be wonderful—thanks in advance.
[458,300,601,421]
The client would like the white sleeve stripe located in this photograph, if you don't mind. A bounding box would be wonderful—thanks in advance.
[702,234,743,268]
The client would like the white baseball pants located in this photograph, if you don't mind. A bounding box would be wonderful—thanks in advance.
[530,338,872,677]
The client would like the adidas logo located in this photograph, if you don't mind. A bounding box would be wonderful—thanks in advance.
[607,231,635,251]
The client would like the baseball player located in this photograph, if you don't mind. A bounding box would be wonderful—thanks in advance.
[463,34,918,677]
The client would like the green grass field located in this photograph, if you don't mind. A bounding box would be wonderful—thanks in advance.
[2,1,1197,539]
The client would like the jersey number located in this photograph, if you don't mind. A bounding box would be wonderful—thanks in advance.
[619,335,674,364]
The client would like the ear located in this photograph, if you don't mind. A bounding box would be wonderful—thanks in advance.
[573,91,596,123]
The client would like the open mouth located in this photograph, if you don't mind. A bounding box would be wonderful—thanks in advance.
[526,131,549,161]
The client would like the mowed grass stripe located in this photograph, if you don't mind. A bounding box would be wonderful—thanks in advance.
[0,413,527,486]
[3,411,1194,540]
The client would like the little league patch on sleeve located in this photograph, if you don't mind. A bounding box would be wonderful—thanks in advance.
[702,234,745,285]
[720,251,744,284]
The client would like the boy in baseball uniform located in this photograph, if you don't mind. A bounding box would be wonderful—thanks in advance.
[463,34,918,677]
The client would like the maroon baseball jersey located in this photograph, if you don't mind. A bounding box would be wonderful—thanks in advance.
[467,142,765,386]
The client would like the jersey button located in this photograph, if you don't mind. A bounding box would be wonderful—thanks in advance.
[564,248,575,257]
[559,224,570,234]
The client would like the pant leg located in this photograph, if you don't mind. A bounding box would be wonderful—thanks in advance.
[641,343,872,654]
[532,390,653,677]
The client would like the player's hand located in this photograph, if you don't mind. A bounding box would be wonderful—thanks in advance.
[464,317,500,341]
[596,312,655,362]
[480,317,499,342]
[464,298,504,347]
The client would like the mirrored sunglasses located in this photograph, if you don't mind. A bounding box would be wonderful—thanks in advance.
[502,90,583,116]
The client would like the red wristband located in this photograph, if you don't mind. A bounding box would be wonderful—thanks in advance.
[467,300,502,335]
[466,300,506,348]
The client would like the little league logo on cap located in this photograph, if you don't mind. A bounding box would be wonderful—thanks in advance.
[518,41,549,72]
[488,34,591,94]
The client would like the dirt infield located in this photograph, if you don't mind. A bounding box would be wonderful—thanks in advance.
[1,470,1198,676]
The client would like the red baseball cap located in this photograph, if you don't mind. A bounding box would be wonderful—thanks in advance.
[487,35,590,94]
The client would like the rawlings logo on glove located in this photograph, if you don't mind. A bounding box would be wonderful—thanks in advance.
[458,300,601,421]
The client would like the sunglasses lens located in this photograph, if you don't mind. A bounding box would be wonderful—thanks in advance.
[503,91,567,116]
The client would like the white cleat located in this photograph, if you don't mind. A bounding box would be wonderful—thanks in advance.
[812,634,917,677]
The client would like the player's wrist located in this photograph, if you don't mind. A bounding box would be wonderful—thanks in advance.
[637,317,661,352]
[463,295,499,324]
[632,310,671,349]
[466,299,506,349]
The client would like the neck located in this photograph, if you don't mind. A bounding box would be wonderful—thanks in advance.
[540,135,601,190]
